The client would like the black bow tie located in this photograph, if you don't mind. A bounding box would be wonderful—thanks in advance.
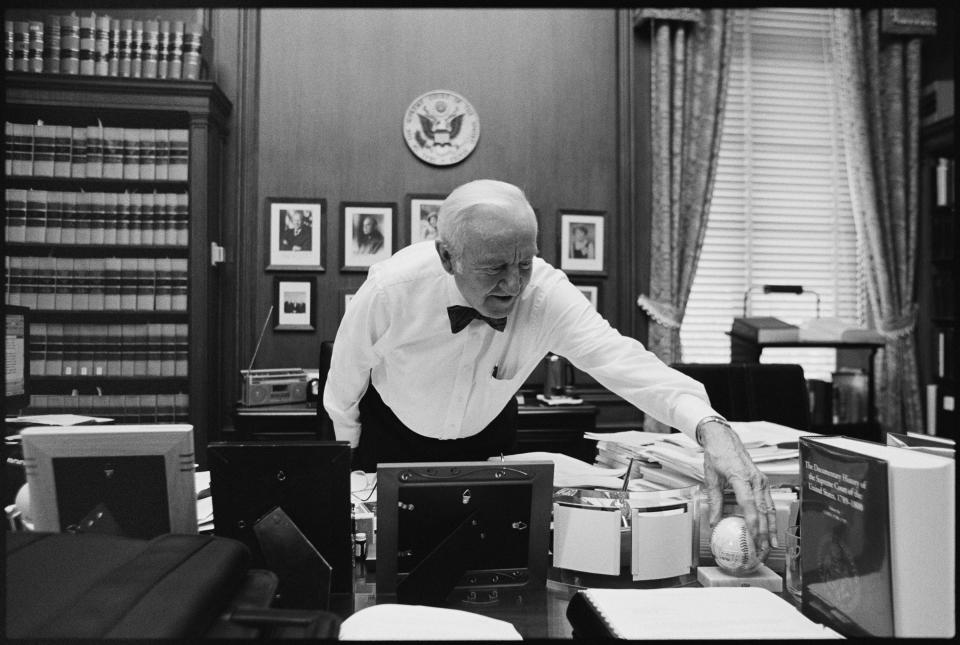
[447,305,507,333]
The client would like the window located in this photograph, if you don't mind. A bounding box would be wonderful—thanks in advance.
[681,8,864,382]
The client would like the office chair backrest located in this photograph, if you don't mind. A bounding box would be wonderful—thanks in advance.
[316,341,335,440]
[671,362,810,431]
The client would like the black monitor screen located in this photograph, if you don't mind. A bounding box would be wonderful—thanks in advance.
[53,454,170,538]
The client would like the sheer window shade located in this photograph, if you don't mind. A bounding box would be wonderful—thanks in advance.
[681,8,864,382]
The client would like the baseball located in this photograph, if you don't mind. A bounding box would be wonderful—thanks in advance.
[710,515,761,575]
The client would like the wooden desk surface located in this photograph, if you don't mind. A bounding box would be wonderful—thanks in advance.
[331,567,578,639]
[331,566,802,639]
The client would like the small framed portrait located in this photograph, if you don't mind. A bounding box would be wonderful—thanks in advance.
[406,194,445,246]
[559,210,605,274]
[573,282,600,310]
[341,202,397,271]
[339,289,357,319]
[273,276,316,331]
[266,198,325,271]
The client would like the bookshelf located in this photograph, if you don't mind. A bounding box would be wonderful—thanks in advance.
[4,72,231,463]
[921,115,956,438]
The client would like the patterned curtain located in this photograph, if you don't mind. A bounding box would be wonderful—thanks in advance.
[635,9,733,364]
[828,8,932,434]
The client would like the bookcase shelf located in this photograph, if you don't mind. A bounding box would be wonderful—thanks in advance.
[920,115,955,439]
[7,243,189,256]
[4,73,231,465]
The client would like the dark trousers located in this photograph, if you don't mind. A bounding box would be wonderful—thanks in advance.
[355,385,518,472]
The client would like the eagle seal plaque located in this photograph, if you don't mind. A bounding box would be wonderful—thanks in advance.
[402,90,480,166]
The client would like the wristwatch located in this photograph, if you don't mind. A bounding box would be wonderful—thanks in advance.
[695,415,732,446]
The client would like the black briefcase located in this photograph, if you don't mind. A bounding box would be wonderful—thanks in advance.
[4,531,341,639]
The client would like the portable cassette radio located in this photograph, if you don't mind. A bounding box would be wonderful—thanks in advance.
[240,368,308,406]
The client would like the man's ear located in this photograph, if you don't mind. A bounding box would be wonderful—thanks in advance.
[436,241,455,274]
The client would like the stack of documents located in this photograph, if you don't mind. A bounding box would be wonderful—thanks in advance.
[566,587,841,639]
[588,421,816,488]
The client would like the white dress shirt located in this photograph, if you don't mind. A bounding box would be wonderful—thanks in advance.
[324,241,717,448]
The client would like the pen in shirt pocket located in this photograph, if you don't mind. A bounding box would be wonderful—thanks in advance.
[492,364,499,378]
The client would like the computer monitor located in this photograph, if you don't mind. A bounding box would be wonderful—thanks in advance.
[4,304,30,416]
[375,460,554,605]
[20,424,197,538]
[207,440,353,599]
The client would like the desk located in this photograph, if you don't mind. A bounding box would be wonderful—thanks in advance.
[331,564,803,639]
[233,401,320,440]
[233,401,601,461]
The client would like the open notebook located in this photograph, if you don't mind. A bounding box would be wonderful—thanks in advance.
[566,587,841,639]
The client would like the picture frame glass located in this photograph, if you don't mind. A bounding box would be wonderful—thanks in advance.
[344,205,394,268]
[277,280,313,328]
[268,200,324,270]
[408,197,444,244]
[560,213,604,273]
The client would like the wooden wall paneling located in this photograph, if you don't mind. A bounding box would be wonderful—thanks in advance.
[254,8,622,369]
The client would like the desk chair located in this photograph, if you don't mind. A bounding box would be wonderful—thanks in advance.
[671,363,811,431]
[316,341,335,440]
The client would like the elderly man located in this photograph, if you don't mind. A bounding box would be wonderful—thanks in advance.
[325,178,778,558]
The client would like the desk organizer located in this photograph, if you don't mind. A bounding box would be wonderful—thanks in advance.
[549,485,700,589]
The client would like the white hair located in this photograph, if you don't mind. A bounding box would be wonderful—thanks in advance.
[437,179,537,266]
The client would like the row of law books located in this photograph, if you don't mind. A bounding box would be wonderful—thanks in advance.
[6,189,189,246]
[25,393,190,425]
[6,14,210,80]
[28,322,188,378]
[731,316,885,344]
[5,256,189,312]
[5,122,189,180]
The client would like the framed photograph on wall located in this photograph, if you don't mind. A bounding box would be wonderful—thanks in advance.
[339,288,357,319]
[266,198,325,271]
[406,194,445,245]
[559,210,605,275]
[341,202,397,271]
[573,281,600,310]
[273,276,316,331]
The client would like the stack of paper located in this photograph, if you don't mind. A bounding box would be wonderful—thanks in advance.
[567,587,841,639]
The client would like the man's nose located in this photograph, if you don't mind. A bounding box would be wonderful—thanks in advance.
[500,265,522,294]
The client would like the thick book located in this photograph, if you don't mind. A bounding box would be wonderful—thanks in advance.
[93,14,110,76]
[166,21,185,79]
[78,13,95,75]
[32,123,56,177]
[799,435,955,638]
[74,191,91,245]
[122,127,140,180]
[167,129,189,181]
[102,126,123,178]
[129,20,143,78]
[85,123,104,178]
[566,587,839,639]
[70,126,86,178]
[43,15,61,74]
[117,19,132,77]
[59,14,80,75]
[107,19,120,76]
[12,123,34,176]
[53,124,73,177]
[181,21,210,80]
[730,316,799,343]
[28,21,44,73]
[60,191,77,244]
[24,189,46,243]
[6,188,28,242]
